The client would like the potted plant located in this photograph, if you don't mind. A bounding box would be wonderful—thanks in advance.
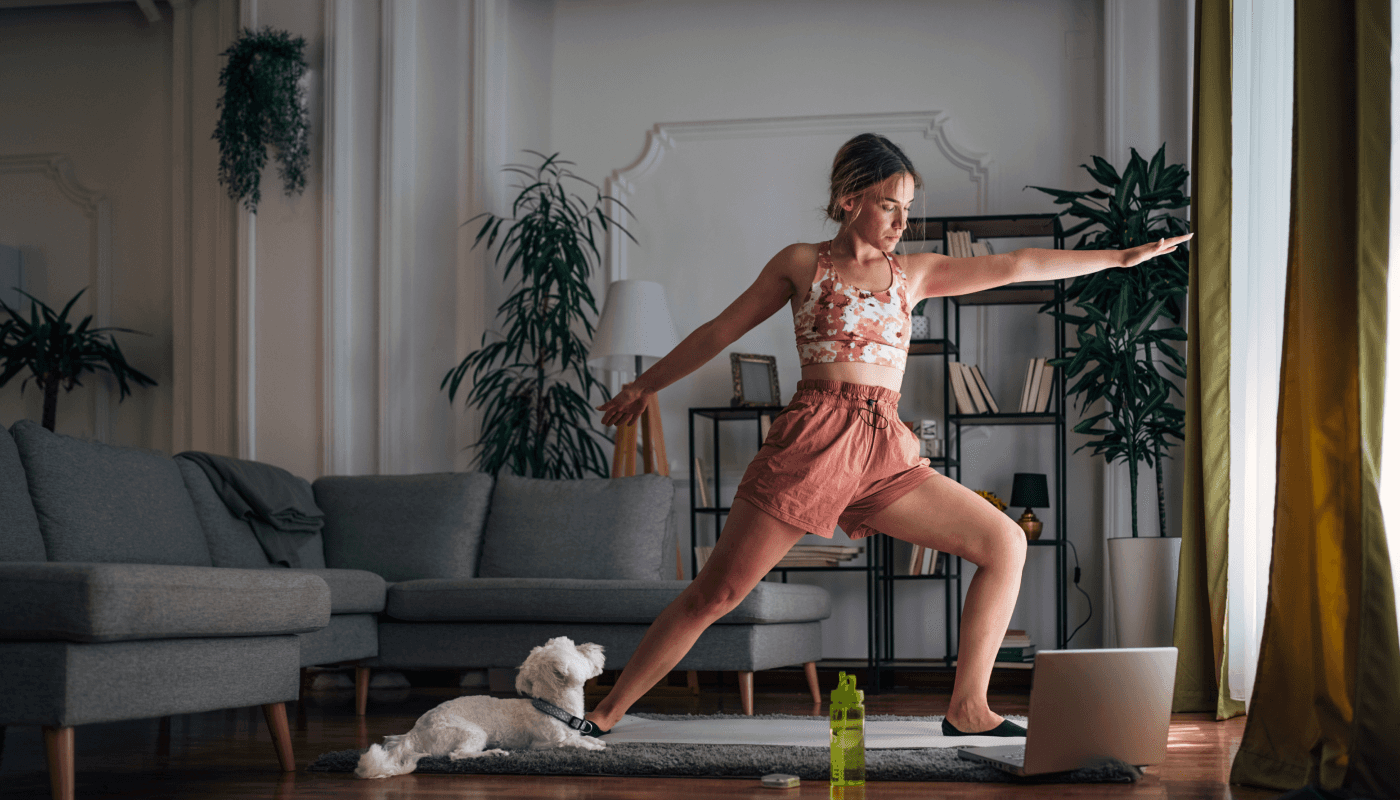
[442,152,631,478]
[0,288,157,432]
[212,27,310,213]
[1030,144,1189,647]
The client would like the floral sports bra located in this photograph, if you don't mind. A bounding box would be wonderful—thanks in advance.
[792,241,913,371]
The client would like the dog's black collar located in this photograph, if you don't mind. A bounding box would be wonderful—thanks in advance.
[529,697,602,735]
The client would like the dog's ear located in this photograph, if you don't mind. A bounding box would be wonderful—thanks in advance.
[578,642,606,675]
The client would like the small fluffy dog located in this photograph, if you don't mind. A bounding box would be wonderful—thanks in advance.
[355,636,607,779]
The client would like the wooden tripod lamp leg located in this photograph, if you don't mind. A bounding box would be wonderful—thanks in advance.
[43,726,74,800]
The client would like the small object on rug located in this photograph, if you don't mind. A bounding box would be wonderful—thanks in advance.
[760,773,800,788]
[941,717,1029,737]
[309,713,1138,783]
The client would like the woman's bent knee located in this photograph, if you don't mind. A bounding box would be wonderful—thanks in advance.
[966,518,1027,570]
[676,579,747,623]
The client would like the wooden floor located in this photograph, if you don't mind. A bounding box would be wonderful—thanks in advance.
[0,671,1278,800]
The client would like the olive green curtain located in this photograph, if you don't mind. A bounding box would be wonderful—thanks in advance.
[1172,0,1243,720]
[1230,0,1400,794]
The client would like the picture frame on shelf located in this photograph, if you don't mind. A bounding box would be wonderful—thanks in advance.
[729,353,780,407]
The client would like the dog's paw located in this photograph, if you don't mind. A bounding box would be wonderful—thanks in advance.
[483,748,510,757]
[566,736,606,751]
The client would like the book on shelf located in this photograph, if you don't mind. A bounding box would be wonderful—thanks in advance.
[947,361,978,414]
[968,365,999,414]
[959,364,989,414]
[970,240,993,257]
[772,543,862,570]
[760,413,773,441]
[693,457,711,507]
[1018,358,1038,412]
[921,547,938,575]
[694,545,714,571]
[1032,360,1056,412]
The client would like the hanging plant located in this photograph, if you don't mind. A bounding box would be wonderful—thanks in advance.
[213,27,311,213]
[442,152,633,479]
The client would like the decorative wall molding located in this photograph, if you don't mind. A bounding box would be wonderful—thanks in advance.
[322,0,353,476]
[169,0,193,453]
[236,0,258,460]
[603,111,993,282]
[0,153,112,441]
[378,0,419,475]
[1103,0,1128,166]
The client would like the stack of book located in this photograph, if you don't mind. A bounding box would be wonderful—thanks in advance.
[693,544,862,572]
[997,629,1036,668]
[894,541,944,576]
[947,361,999,414]
[946,230,994,258]
[1017,357,1057,413]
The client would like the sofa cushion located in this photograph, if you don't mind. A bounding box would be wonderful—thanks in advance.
[284,568,385,614]
[476,474,674,581]
[313,472,493,581]
[0,425,46,561]
[384,578,831,625]
[10,421,212,566]
[0,562,329,642]
[178,460,327,569]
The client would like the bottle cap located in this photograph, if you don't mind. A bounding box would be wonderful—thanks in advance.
[830,671,863,705]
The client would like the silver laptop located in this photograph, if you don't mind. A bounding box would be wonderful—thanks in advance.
[957,647,1178,776]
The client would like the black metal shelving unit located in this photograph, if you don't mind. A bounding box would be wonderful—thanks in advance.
[872,213,1069,690]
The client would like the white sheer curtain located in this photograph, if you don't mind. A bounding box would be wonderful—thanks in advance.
[1226,0,1292,707]
[1384,0,1400,634]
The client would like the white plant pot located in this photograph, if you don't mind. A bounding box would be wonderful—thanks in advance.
[911,315,931,339]
[1108,536,1182,648]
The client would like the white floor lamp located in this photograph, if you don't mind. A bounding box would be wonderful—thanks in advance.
[589,277,680,487]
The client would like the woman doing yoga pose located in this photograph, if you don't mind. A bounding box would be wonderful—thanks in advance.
[581,133,1190,737]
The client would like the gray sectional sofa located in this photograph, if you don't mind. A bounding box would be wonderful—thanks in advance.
[0,420,830,798]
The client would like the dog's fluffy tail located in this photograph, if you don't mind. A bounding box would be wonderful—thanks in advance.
[355,735,425,779]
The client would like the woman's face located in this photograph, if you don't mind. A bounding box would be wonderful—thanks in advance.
[842,172,915,251]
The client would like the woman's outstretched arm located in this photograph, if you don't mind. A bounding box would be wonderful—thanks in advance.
[597,244,809,428]
[907,233,1193,301]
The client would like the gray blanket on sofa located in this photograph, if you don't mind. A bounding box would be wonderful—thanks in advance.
[175,452,324,568]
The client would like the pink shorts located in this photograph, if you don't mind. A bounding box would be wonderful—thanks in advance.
[733,379,936,539]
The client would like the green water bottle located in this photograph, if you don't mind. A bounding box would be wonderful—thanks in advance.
[829,671,865,786]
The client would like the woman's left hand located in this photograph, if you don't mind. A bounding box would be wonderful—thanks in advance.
[1121,233,1194,268]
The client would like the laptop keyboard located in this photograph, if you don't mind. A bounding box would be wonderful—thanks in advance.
[1002,747,1026,766]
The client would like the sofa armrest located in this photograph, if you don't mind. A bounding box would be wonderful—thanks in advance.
[0,562,330,643]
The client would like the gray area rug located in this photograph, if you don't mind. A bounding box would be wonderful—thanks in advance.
[308,713,1142,783]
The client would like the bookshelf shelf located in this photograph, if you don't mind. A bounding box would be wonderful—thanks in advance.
[948,413,1059,426]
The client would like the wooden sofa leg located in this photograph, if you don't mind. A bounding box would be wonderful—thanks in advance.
[738,671,754,715]
[804,662,821,705]
[687,670,700,695]
[355,666,370,716]
[42,725,74,800]
[261,703,295,772]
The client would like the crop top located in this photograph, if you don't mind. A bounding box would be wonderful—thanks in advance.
[793,241,912,371]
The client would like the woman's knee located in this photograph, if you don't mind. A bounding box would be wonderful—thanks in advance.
[677,577,748,623]
[966,516,1027,570]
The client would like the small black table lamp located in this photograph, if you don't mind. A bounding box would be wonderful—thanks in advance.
[1009,472,1050,540]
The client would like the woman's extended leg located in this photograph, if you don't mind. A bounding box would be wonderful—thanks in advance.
[865,471,1028,733]
[584,498,808,731]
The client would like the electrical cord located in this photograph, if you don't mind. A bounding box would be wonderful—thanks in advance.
[1065,539,1092,646]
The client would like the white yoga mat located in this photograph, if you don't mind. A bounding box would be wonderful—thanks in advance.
[604,715,1026,749]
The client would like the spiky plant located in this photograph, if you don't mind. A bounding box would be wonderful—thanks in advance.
[0,289,157,431]
[442,152,633,479]
[1030,144,1190,538]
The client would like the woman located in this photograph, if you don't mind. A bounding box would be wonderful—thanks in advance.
[582,133,1190,737]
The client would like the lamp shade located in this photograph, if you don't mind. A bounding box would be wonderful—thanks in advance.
[1009,472,1050,509]
[589,279,680,373]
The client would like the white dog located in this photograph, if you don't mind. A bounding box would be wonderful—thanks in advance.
[355,636,608,779]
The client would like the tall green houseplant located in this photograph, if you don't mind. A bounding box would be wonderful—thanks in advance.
[0,288,157,431]
[1031,145,1190,538]
[443,153,629,479]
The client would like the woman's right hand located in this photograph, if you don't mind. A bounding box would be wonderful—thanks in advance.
[597,382,655,428]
